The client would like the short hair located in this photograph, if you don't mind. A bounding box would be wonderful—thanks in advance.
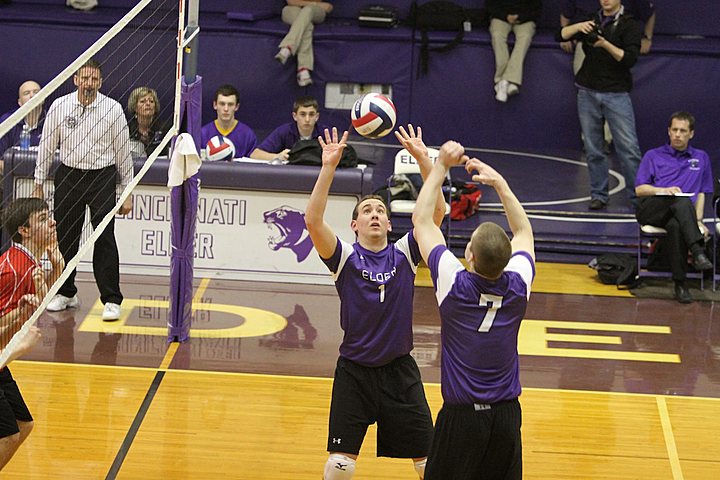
[352,195,388,220]
[214,84,240,104]
[293,96,319,113]
[469,222,512,279]
[2,197,50,243]
[77,58,103,78]
[668,111,695,131]
[127,87,160,116]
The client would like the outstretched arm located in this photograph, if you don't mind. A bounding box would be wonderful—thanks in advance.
[305,127,348,259]
[394,124,446,226]
[412,141,466,262]
[466,158,534,260]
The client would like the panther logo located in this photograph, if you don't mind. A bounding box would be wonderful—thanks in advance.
[263,206,314,262]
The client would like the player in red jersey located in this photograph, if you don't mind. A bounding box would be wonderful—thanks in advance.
[0,197,64,469]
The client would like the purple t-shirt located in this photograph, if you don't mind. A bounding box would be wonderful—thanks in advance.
[635,144,714,204]
[200,120,257,159]
[428,246,535,405]
[322,232,421,367]
[257,122,328,153]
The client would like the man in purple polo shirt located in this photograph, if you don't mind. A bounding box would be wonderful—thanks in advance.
[635,111,714,303]
[412,141,535,480]
[200,84,257,159]
[306,126,446,479]
[250,96,327,162]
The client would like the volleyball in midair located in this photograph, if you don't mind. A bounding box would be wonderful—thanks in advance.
[205,136,236,161]
[351,93,397,139]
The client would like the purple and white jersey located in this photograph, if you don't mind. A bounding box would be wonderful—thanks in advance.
[428,246,535,405]
[322,232,421,367]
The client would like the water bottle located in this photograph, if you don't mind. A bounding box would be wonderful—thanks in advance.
[19,124,31,151]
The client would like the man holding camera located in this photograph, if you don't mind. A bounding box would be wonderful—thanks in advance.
[557,0,643,211]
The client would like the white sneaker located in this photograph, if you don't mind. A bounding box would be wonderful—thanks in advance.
[494,80,508,103]
[47,294,79,312]
[102,302,121,321]
[274,46,291,65]
[507,82,520,97]
[297,69,312,87]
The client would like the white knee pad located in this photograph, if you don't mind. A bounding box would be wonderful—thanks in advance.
[414,458,427,479]
[324,454,356,480]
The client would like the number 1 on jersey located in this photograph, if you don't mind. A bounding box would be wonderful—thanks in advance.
[378,284,385,303]
[478,294,503,332]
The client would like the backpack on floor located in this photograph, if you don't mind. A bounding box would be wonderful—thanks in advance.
[589,253,638,288]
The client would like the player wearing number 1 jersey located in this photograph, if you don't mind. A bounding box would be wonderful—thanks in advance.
[412,141,535,480]
[306,126,446,480]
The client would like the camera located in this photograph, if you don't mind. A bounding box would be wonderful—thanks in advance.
[584,22,604,44]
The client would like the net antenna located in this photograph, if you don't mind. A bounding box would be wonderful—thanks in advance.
[0,0,185,368]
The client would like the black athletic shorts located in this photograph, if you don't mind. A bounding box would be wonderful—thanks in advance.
[425,399,522,480]
[327,354,433,458]
[0,367,33,438]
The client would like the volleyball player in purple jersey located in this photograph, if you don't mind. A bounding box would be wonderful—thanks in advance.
[306,126,445,480]
[412,141,535,480]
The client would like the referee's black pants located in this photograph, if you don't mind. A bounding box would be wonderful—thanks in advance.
[636,196,704,283]
[53,164,123,305]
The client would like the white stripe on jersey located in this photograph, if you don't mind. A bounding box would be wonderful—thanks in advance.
[435,249,464,306]
[331,239,355,281]
[505,253,534,300]
[394,233,418,275]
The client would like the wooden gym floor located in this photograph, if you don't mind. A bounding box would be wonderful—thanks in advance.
[4,263,720,479]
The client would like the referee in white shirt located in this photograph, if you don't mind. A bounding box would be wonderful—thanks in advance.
[33,59,133,321]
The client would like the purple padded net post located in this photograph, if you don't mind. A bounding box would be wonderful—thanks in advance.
[168,76,202,342]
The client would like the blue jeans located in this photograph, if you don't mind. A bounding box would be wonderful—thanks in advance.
[577,87,641,204]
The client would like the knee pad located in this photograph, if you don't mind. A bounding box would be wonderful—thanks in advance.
[414,458,427,479]
[324,454,356,480]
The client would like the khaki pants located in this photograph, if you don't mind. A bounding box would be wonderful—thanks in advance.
[280,4,327,71]
[489,18,536,85]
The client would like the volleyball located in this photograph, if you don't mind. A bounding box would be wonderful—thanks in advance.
[351,93,397,139]
[205,135,236,161]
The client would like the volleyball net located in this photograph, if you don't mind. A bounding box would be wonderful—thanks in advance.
[0,0,189,366]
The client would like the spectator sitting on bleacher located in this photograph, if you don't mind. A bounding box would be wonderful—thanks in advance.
[274,1,334,87]
[487,0,542,103]
[250,96,328,163]
[635,111,714,304]
[0,80,45,170]
[126,86,169,158]
[557,0,643,211]
[200,84,257,159]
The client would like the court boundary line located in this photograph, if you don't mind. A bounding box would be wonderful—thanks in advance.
[104,370,165,480]
[17,360,720,403]
[657,396,684,480]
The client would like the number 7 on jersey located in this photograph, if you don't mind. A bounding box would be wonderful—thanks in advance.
[478,294,503,332]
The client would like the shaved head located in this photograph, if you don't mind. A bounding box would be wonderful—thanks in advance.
[18,80,41,106]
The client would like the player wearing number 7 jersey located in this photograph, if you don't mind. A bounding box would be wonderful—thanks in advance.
[306,126,446,479]
[412,140,535,480]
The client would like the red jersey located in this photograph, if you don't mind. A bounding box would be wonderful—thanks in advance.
[0,244,40,316]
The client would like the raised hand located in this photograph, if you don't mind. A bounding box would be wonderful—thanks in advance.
[394,124,428,161]
[437,141,466,168]
[466,158,503,187]
[318,127,348,168]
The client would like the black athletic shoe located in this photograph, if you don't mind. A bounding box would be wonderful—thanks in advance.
[674,283,693,304]
[589,199,606,210]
